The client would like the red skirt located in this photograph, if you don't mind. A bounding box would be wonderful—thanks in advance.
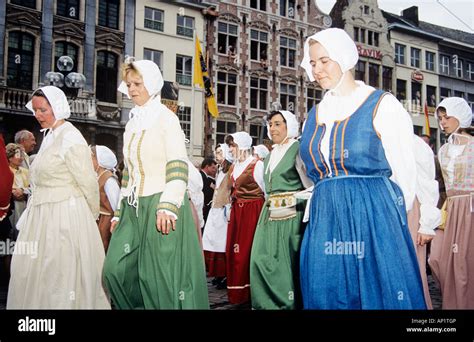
[226,198,264,304]
[204,251,226,277]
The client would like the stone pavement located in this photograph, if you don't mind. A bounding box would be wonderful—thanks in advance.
[0,273,442,310]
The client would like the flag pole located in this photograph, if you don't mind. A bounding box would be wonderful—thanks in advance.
[190,29,196,158]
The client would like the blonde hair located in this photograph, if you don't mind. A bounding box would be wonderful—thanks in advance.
[308,38,319,47]
[121,62,142,81]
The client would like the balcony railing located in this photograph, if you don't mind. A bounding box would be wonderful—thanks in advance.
[176,74,192,86]
[1,87,97,119]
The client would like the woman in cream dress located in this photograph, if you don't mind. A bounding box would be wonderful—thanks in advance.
[7,86,110,309]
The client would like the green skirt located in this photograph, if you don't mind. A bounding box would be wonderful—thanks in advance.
[250,199,306,309]
[103,194,209,309]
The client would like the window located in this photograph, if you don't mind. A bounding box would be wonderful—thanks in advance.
[354,27,359,42]
[280,0,296,18]
[218,22,238,55]
[411,82,422,111]
[177,15,194,38]
[54,41,78,72]
[177,106,191,140]
[250,124,264,146]
[250,30,268,62]
[454,90,465,99]
[426,85,437,107]
[355,61,366,82]
[364,5,370,15]
[454,58,463,78]
[280,83,296,111]
[250,0,266,11]
[467,93,474,112]
[425,51,435,71]
[368,31,379,47]
[176,55,192,86]
[382,66,392,92]
[440,55,450,74]
[280,36,296,68]
[368,63,379,88]
[144,48,163,72]
[307,87,322,110]
[145,7,163,31]
[57,0,79,19]
[360,29,366,44]
[250,77,268,110]
[217,72,237,106]
[440,87,451,101]
[396,79,406,101]
[395,44,405,64]
[468,62,474,81]
[7,32,34,90]
[98,0,119,29]
[411,48,421,68]
[216,121,237,144]
[11,0,35,8]
[96,51,118,103]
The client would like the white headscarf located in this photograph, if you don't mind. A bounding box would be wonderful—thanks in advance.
[231,132,253,150]
[266,110,299,141]
[300,28,359,82]
[95,145,118,171]
[118,59,164,99]
[220,143,233,163]
[26,86,71,120]
[253,145,270,159]
[435,97,473,129]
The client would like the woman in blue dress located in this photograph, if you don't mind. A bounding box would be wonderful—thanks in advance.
[298,28,426,309]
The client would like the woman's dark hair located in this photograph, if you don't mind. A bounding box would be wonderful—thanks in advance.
[267,111,286,123]
[31,89,51,106]
[221,159,231,173]
[225,135,234,145]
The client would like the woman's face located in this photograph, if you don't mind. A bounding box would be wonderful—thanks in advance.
[269,113,288,144]
[126,71,150,106]
[229,142,238,159]
[8,149,23,168]
[309,42,343,90]
[32,96,56,129]
[437,109,460,134]
[215,146,224,164]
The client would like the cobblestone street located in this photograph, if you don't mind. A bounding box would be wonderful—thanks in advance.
[0,273,442,310]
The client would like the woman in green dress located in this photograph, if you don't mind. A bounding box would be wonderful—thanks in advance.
[250,110,309,309]
[103,59,209,309]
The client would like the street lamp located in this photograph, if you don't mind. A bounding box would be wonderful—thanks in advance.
[44,56,86,99]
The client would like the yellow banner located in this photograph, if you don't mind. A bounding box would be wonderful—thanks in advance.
[194,34,219,118]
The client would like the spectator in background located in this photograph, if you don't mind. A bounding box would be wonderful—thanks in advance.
[90,145,120,252]
[200,158,217,225]
[14,130,36,169]
[253,144,270,161]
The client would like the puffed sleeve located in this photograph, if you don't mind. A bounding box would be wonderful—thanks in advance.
[373,94,417,211]
[156,112,189,218]
[254,159,266,195]
[64,142,99,219]
[413,136,441,234]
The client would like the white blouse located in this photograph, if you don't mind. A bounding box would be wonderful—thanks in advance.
[314,81,417,211]
[413,135,441,234]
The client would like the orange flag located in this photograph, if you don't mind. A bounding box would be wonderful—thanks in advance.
[424,101,431,136]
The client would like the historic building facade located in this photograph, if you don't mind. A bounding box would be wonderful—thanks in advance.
[204,0,330,153]
[1,0,133,156]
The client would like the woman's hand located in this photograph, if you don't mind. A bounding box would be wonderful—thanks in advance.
[110,220,119,233]
[156,211,176,235]
[416,233,434,246]
[12,188,24,201]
